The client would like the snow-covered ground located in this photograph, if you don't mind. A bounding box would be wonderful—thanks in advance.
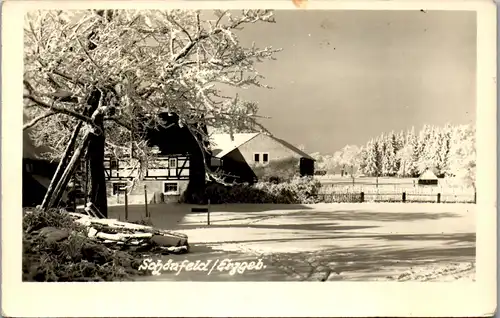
[109,203,475,282]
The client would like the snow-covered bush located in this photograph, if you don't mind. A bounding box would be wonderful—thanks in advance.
[180,177,322,204]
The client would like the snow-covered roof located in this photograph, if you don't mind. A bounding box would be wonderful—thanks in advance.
[269,136,315,161]
[210,133,259,158]
[419,169,438,180]
[209,132,315,160]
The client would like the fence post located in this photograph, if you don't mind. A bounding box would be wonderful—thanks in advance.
[207,199,211,226]
[124,189,129,221]
[360,192,364,203]
[402,192,406,203]
[144,184,149,218]
[437,193,441,203]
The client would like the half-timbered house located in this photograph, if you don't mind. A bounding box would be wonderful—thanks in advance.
[104,113,209,204]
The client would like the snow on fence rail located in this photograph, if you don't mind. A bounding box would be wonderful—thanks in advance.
[316,191,476,204]
[319,182,473,193]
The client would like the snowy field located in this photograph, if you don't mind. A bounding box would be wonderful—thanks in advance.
[109,203,475,282]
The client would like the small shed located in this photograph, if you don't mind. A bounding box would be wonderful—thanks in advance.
[418,169,439,186]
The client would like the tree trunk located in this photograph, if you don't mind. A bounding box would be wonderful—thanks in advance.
[48,128,92,209]
[87,114,108,218]
[40,121,83,211]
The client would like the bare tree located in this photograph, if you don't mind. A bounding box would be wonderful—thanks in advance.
[24,9,280,216]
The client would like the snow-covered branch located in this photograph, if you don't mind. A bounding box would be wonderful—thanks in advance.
[23,110,56,131]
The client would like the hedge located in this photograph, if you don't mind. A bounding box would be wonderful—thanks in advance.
[180,177,322,204]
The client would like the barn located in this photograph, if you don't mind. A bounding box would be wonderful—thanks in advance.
[209,132,315,183]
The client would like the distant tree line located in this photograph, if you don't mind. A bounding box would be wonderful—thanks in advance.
[311,124,476,187]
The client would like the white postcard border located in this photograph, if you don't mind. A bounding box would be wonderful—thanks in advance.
[2,1,496,317]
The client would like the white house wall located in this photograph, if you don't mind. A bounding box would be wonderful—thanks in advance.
[235,133,303,166]
[106,179,189,205]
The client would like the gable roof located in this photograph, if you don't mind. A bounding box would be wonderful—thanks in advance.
[209,132,315,161]
[210,133,260,158]
[419,169,438,180]
[268,135,315,160]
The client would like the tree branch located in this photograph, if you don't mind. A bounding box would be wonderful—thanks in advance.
[104,116,132,130]
[77,37,101,70]
[173,15,261,62]
[37,58,86,87]
[166,14,193,42]
[23,110,57,131]
[23,94,95,126]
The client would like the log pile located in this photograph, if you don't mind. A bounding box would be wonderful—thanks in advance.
[68,212,189,255]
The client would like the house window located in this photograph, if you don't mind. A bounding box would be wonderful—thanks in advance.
[110,159,118,170]
[169,158,177,168]
[254,153,260,163]
[112,182,127,195]
[254,153,269,164]
[164,182,179,195]
[263,153,269,164]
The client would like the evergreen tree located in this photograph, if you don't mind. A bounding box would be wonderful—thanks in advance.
[396,143,413,177]
[329,123,475,185]
[382,131,397,176]
[396,130,406,150]
[416,124,431,173]
[445,126,462,177]
[358,146,368,174]
[425,125,441,172]
[376,135,385,176]
[364,139,379,177]
[408,127,420,177]
[436,123,452,177]
[446,124,476,186]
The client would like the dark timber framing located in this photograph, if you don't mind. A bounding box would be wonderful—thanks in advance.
[104,154,190,181]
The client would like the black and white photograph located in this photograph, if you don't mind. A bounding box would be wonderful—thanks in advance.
[3,0,497,316]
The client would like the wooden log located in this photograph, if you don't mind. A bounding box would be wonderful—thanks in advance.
[151,234,185,247]
[95,231,153,242]
[41,121,83,211]
[49,128,92,209]
[69,212,188,239]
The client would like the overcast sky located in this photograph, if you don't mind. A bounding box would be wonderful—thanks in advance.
[224,10,476,154]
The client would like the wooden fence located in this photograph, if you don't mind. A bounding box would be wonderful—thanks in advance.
[316,191,476,204]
